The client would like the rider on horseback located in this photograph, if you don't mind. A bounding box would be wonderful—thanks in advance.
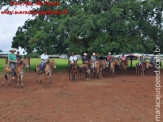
[106,52,113,68]
[139,56,144,66]
[120,54,126,66]
[150,56,155,68]
[82,53,88,64]
[91,53,96,71]
[40,51,49,73]
[8,48,17,80]
[69,52,78,71]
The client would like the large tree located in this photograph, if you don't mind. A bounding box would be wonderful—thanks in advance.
[1,0,162,55]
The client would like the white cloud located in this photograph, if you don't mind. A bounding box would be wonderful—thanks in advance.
[0,5,37,54]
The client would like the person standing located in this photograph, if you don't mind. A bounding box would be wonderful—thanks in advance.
[40,51,49,72]
[8,48,17,80]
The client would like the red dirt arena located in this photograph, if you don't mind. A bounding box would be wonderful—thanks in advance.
[0,69,162,122]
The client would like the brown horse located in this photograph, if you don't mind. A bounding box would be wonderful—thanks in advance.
[35,59,56,84]
[69,61,78,81]
[1,58,29,87]
[109,58,120,77]
[78,60,92,81]
[119,58,128,74]
[99,59,108,76]
[136,62,147,76]
[93,61,103,79]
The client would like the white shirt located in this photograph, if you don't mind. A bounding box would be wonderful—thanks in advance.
[41,54,49,63]
[69,56,77,64]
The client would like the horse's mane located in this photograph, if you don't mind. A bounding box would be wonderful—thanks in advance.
[16,60,23,66]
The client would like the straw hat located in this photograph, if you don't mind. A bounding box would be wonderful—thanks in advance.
[83,53,87,56]
[93,53,96,55]
[9,48,16,52]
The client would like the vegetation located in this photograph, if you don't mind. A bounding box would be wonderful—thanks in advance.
[0,0,162,55]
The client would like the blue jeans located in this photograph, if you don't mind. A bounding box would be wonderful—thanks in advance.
[9,63,16,76]
[40,62,45,71]
[92,62,95,70]
[69,64,72,71]
[107,61,110,67]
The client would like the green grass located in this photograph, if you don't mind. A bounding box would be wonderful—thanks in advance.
[0,58,162,72]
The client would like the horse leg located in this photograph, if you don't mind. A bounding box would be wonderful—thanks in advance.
[16,75,19,88]
[36,72,39,82]
[20,74,24,88]
[143,69,145,76]
[1,74,6,86]
[49,72,52,84]
[69,71,71,80]
[112,68,115,77]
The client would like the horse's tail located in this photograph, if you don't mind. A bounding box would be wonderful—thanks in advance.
[35,69,36,72]
[5,74,8,80]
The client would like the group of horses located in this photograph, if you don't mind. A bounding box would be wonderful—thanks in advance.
[69,58,158,81]
[0,57,157,87]
[68,58,129,81]
[1,58,56,88]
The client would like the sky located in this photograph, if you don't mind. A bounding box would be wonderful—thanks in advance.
[0,6,36,55]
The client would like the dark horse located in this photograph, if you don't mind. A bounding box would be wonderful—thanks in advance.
[78,59,92,81]
[69,61,78,81]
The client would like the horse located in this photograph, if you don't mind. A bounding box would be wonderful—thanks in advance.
[93,61,103,79]
[35,59,56,84]
[119,58,128,75]
[98,59,108,76]
[136,62,148,76]
[69,61,78,81]
[109,58,120,77]
[78,59,92,81]
[1,58,30,88]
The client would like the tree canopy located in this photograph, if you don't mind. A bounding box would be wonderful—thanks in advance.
[1,0,162,55]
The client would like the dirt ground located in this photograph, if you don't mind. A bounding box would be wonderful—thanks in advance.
[0,68,162,122]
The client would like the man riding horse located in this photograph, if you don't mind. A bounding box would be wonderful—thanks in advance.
[149,56,155,69]
[69,52,78,71]
[82,53,88,64]
[106,52,113,68]
[91,53,96,71]
[40,51,49,73]
[8,48,17,80]
[120,54,126,66]
[139,56,145,66]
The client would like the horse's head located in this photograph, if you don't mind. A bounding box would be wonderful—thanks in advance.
[125,58,129,65]
[95,61,100,68]
[50,60,56,69]
[23,58,30,68]
[142,62,147,68]
[115,58,120,65]
[71,61,78,74]
[46,59,50,64]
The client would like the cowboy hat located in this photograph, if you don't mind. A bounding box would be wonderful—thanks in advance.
[83,53,87,56]
[108,52,111,54]
[9,48,16,52]
[93,53,96,55]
